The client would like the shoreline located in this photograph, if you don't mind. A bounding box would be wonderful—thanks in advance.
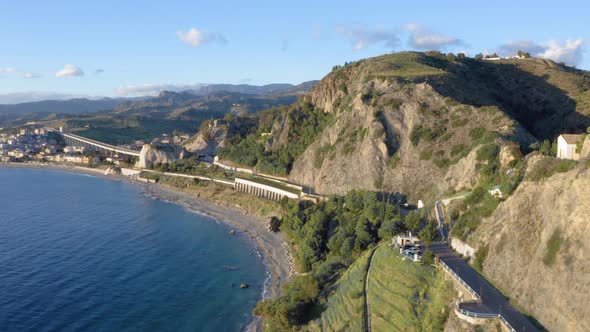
[0,162,292,331]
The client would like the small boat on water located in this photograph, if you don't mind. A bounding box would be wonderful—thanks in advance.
[239,283,249,289]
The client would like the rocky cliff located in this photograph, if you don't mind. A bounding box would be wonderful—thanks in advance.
[136,144,186,168]
[219,52,590,202]
[183,119,229,157]
[472,159,590,331]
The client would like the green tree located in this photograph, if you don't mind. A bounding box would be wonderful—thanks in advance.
[378,214,403,239]
[539,139,552,156]
[418,220,438,245]
[404,212,422,232]
[422,250,435,265]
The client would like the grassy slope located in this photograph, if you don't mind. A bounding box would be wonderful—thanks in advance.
[307,250,371,331]
[367,245,453,332]
[306,244,453,332]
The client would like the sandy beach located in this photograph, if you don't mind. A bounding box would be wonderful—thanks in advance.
[0,162,291,331]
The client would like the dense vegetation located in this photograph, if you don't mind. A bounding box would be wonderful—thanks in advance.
[254,191,438,330]
[527,157,577,182]
[147,157,236,181]
[218,101,331,175]
[450,143,525,240]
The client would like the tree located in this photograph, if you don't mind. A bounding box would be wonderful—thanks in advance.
[457,52,466,59]
[404,212,422,233]
[539,139,552,156]
[422,250,434,265]
[475,53,484,60]
[418,220,438,245]
[378,215,403,239]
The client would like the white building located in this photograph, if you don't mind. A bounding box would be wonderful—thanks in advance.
[488,185,503,198]
[557,134,584,160]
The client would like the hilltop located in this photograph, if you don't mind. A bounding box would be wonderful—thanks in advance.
[213,51,590,202]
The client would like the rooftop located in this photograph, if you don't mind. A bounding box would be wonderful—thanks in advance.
[560,134,584,144]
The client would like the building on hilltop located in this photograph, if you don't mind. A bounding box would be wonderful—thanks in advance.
[557,134,585,160]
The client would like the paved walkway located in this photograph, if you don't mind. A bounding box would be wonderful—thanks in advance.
[429,242,540,332]
[363,248,377,332]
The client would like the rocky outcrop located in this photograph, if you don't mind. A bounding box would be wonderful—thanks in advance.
[136,144,186,168]
[290,75,529,202]
[472,163,590,332]
[183,119,229,157]
[104,166,122,175]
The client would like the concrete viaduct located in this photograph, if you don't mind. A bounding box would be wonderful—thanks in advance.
[57,130,140,158]
[234,178,300,202]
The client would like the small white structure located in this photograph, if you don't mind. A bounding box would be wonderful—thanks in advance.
[393,233,421,248]
[488,185,503,198]
[417,200,424,209]
[557,134,584,160]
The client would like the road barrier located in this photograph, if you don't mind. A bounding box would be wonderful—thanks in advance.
[438,258,519,331]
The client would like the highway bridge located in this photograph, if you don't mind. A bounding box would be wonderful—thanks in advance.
[55,129,141,157]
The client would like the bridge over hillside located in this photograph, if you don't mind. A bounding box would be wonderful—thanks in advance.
[54,129,140,157]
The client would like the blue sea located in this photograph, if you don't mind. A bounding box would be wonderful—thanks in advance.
[0,168,266,331]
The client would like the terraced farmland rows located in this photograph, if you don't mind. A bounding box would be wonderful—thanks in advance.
[308,250,372,331]
[366,245,454,332]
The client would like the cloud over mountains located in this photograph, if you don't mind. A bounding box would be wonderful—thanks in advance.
[336,25,399,50]
[405,23,464,50]
[499,39,584,66]
[177,28,227,47]
[116,83,204,96]
[55,64,84,78]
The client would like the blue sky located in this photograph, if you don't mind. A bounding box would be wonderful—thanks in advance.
[0,0,588,102]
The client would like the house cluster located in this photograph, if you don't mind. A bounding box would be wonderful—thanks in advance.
[0,127,130,166]
[0,128,60,163]
[392,233,423,262]
[557,134,590,160]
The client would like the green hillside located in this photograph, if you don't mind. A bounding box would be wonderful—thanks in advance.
[307,249,371,331]
[367,245,452,332]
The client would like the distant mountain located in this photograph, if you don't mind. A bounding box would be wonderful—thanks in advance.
[113,81,319,119]
[0,81,319,127]
[191,82,313,96]
[0,98,126,123]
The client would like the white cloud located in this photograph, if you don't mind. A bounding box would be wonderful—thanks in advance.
[177,28,227,47]
[116,83,205,97]
[55,64,84,78]
[539,39,583,66]
[498,39,584,66]
[405,23,463,50]
[0,67,40,79]
[0,67,16,74]
[336,25,399,51]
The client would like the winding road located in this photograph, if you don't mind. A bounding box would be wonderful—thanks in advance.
[429,242,540,332]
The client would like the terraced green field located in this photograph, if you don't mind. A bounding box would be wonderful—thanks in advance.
[307,250,371,331]
[306,244,454,332]
[367,245,453,332]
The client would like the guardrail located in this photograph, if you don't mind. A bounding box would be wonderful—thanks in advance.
[437,258,481,301]
[438,258,519,332]
[456,306,499,319]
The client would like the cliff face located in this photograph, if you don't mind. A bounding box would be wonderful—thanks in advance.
[287,54,537,201]
[183,119,229,156]
[473,161,590,331]
[136,144,186,168]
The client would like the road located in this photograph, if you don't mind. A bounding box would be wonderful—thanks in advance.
[363,248,377,332]
[429,242,540,332]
